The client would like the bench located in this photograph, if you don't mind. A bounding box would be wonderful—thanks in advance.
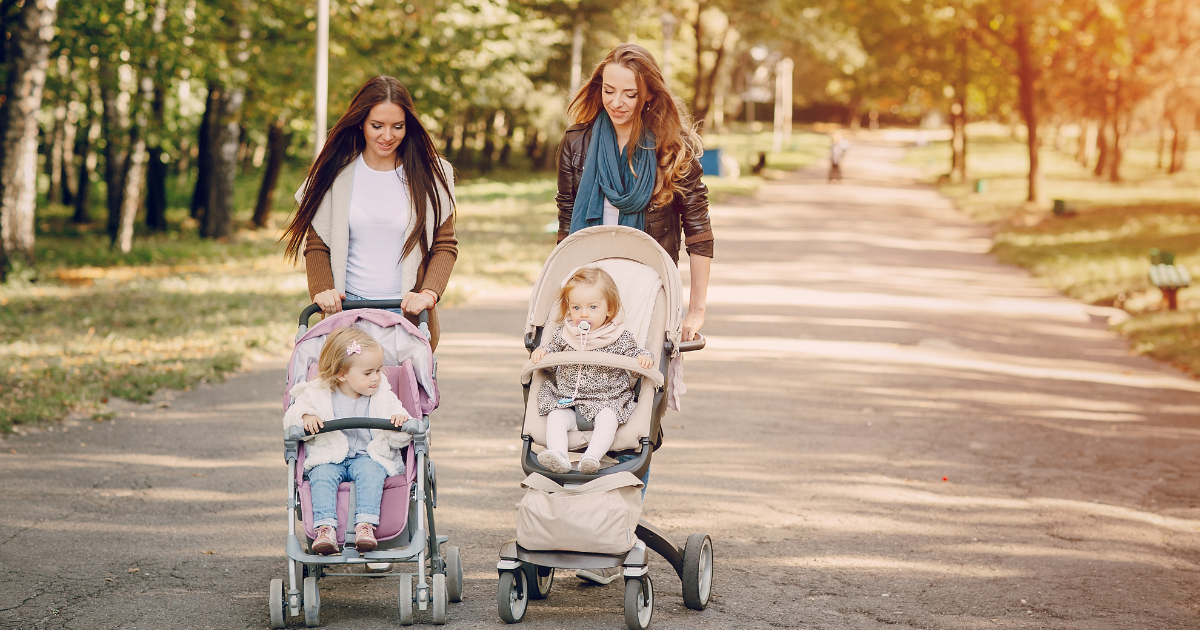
[1149,249,1191,310]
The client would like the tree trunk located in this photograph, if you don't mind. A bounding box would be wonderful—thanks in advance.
[99,59,129,243]
[47,105,64,204]
[116,69,154,252]
[190,82,218,221]
[1093,113,1109,176]
[60,100,78,205]
[1156,123,1167,170]
[201,84,243,240]
[252,117,288,228]
[1014,12,1039,203]
[1168,118,1188,173]
[144,82,168,231]
[0,0,58,275]
[481,110,498,173]
[498,115,516,165]
[72,87,97,224]
[1075,118,1089,165]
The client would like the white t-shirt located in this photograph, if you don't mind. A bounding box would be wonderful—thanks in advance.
[602,196,618,225]
[345,154,411,299]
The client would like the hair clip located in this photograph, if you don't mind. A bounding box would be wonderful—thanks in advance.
[346,340,362,356]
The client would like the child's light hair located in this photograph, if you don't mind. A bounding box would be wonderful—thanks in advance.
[557,266,622,324]
[317,328,382,389]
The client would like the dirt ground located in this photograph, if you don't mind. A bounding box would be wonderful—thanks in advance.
[3,141,1200,629]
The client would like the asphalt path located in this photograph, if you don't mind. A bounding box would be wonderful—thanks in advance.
[4,141,1200,629]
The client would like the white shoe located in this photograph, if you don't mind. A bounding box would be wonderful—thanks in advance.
[576,567,621,585]
[578,456,601,475]
[537,449,571,474]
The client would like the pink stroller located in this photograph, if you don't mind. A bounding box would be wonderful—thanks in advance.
[268,301,462,627]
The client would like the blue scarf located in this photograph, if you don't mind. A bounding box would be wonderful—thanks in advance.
[569,111,657,234]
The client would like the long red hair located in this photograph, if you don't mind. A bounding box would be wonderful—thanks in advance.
[282,76,453,263]
[567,44,703,210]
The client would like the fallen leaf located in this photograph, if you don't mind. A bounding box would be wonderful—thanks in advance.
[127,567,139,573]
[203,550,216,555]
[8,449,14,455]
[192,473,205,477]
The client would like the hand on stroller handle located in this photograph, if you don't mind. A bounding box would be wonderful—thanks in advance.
[299,300,432,328]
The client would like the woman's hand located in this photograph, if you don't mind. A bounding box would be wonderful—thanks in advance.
[314,289,344,314]
[401,290,437,315]
[530,348,547,364]
[302,414,324,434]
[682,307,705,342]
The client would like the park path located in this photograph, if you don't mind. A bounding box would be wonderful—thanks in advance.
[4,139,1200,629]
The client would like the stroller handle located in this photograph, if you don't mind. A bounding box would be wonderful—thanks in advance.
[298,300,432,328]
[304,416,413,436]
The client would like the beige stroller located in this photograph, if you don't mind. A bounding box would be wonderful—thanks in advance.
[495,226,713,629]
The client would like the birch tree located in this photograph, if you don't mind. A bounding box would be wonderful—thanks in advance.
[0,0,58,277]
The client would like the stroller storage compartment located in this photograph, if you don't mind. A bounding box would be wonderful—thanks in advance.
[516,472,644,554]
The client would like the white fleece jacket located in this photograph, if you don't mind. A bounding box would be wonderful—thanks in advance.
[283,378,412,476]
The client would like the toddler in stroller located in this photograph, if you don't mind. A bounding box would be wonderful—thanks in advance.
[496,226,713,630]
[282,327,412,555]
[269,302,462,628]
[532,266,655,476]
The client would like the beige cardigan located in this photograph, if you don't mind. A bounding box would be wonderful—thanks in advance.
[298,157,458,349]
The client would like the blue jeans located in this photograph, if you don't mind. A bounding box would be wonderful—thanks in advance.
[616,454,650,500]
[308,455,387,528]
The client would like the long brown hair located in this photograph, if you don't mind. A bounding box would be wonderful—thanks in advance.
[282,76,454,263]
[567,44,703,210]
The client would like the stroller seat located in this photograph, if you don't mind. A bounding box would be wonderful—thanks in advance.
[294,362,422,544]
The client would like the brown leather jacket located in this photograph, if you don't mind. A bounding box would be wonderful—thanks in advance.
[555,121,714,262]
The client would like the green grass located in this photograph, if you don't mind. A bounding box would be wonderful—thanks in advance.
[2,163,565,431]
[916,129,1200,377]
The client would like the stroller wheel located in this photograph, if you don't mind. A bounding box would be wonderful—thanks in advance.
[623,576,654,630]
[431,573,448,624]
[268,578,286,629]
[523,563,553,600]
[496,569,528,624]
[681,534,714,610]
[303,576,320,627]
[445,546,464,603]
[398,573,414,626]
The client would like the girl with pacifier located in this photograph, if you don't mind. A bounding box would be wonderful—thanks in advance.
[283,328,412,555]
[531,267,654,475]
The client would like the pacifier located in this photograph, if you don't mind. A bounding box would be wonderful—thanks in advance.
[578,320,591,332]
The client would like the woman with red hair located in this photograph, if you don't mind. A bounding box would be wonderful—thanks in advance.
[556,43,714,344]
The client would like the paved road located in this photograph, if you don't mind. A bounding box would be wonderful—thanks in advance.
[4,142,1200,629]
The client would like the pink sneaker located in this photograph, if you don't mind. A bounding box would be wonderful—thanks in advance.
[312,525,339,555]
[354,523,377,552]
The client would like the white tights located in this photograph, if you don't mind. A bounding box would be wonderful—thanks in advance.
[545,407,619,462]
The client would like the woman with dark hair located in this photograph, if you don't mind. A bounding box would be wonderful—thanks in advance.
[556,43,713,343]
[282,76,457,349]
[555,43,714,586]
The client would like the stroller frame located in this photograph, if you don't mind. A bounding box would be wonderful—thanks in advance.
[269,301,461,628]
[495,226,714,630]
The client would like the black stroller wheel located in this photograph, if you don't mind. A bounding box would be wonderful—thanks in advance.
[268,578,286,629]
[623,576,654,630]
[523,563,553,600]
[681,534,714,610]
[496,570,528,623]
